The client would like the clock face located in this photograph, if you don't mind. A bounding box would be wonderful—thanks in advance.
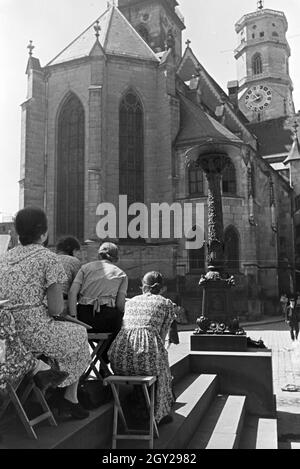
[245,85,273,112]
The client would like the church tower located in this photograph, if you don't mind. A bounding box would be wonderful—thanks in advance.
[118,0,185,62]
[234,1,294,123]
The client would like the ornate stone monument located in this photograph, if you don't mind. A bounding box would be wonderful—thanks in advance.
[189,152,246,351]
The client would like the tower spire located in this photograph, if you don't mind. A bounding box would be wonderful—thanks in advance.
[257,0,264,10]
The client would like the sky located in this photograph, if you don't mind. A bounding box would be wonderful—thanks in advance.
[0,0,299,219]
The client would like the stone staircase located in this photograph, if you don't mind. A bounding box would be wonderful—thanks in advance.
[0,357,278,450]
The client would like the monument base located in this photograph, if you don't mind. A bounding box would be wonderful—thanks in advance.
[191,334,247,352]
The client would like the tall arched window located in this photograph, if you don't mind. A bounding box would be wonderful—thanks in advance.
[119,91,144,205]
[188,163,204,196]
[222,161,236,195]
[224,226,239,272]
[189,227,205,272]
[56,94,85,241]
[252,53,263,75]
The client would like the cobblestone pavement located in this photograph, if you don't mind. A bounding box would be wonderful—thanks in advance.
[169,322,300,450]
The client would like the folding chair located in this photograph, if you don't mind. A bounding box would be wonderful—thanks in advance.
[0,373,57,440]
[82,332,113,381]
[104,375,159,449]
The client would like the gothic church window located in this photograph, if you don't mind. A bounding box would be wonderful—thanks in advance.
[56,94,85,241]
[189,227,205,272]
[252,53,263,75]
[224,226,240,272]
[188,163,204,196]
[222,161,237,195]
[119,91,144,205]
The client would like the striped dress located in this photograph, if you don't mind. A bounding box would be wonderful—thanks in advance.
[108,293,176,423]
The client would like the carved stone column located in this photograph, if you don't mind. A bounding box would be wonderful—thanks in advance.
[198,154,227,272]
[197,154,235,324]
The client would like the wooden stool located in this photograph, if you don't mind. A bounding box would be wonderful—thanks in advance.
[82,333,113,381]
[104,375,159,449]
[0,374,57,439]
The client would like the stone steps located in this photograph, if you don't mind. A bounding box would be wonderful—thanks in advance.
[239,416,278,449]
[0,402,113,449]
[0,352,278,449]
[156,374,218,449]
[188,394,246,449]
[115,373,219,449]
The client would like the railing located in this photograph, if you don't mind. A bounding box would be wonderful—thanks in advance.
[234,36,290,56]
[236,9,286,30]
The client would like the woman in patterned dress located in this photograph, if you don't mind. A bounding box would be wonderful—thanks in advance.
[108,271,177,425]
[0,309,68,395]
[0,208,91,419]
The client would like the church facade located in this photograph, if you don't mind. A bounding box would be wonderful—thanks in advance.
[20,0,299,321]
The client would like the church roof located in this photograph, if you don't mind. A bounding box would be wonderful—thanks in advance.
[176,46,255,149]
[247,117,293,158]
[47,6,159,66]
[284,136,300,164]
[176,94,243,146]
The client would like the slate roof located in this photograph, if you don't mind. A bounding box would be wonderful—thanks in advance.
[284,137,300,164]
[47,6,159,66]
[177,46,249,126]
[176,94,243,146]
[247,117,293,158]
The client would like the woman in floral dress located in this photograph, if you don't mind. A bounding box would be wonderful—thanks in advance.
[108,271,177,425]
[0,208,91,419]
[0,309,67,395]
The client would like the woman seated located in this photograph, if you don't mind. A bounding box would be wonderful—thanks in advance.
[0,310,68,396]
[0,207,91,420]
[68,242,128,363]
[56,236,81,313]
[108,271,177,426]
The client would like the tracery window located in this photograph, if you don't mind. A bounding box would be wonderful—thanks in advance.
[252,53,263,75]
[56,94,85,241]
[224,226,240,272]
[188,163,204,196]
[119,91,144,205]
[222,161,237,195]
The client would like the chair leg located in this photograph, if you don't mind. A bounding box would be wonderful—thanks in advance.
[83,339,112,381]
[6,383,38,440]
[110,383,128,433]
[32,386,57,427]
[142,383,159,441]
[112,393,118,449]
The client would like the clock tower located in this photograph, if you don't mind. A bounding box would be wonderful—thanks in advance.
[234,2,294,122]
[118,0,185,63]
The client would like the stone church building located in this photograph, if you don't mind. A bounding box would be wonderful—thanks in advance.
[20,0,300,321]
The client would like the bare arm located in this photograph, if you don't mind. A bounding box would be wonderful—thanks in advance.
[68,282,81,317]
[47,283,64,317]
[116,291,126,313]
[116,276,128,313]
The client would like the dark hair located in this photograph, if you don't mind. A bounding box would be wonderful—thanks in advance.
[15,207,48,246]
[56,236,81,256]
[142,271,163,295]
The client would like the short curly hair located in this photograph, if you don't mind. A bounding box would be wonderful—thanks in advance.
[15,207,48,246]
[56,236,81,256]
